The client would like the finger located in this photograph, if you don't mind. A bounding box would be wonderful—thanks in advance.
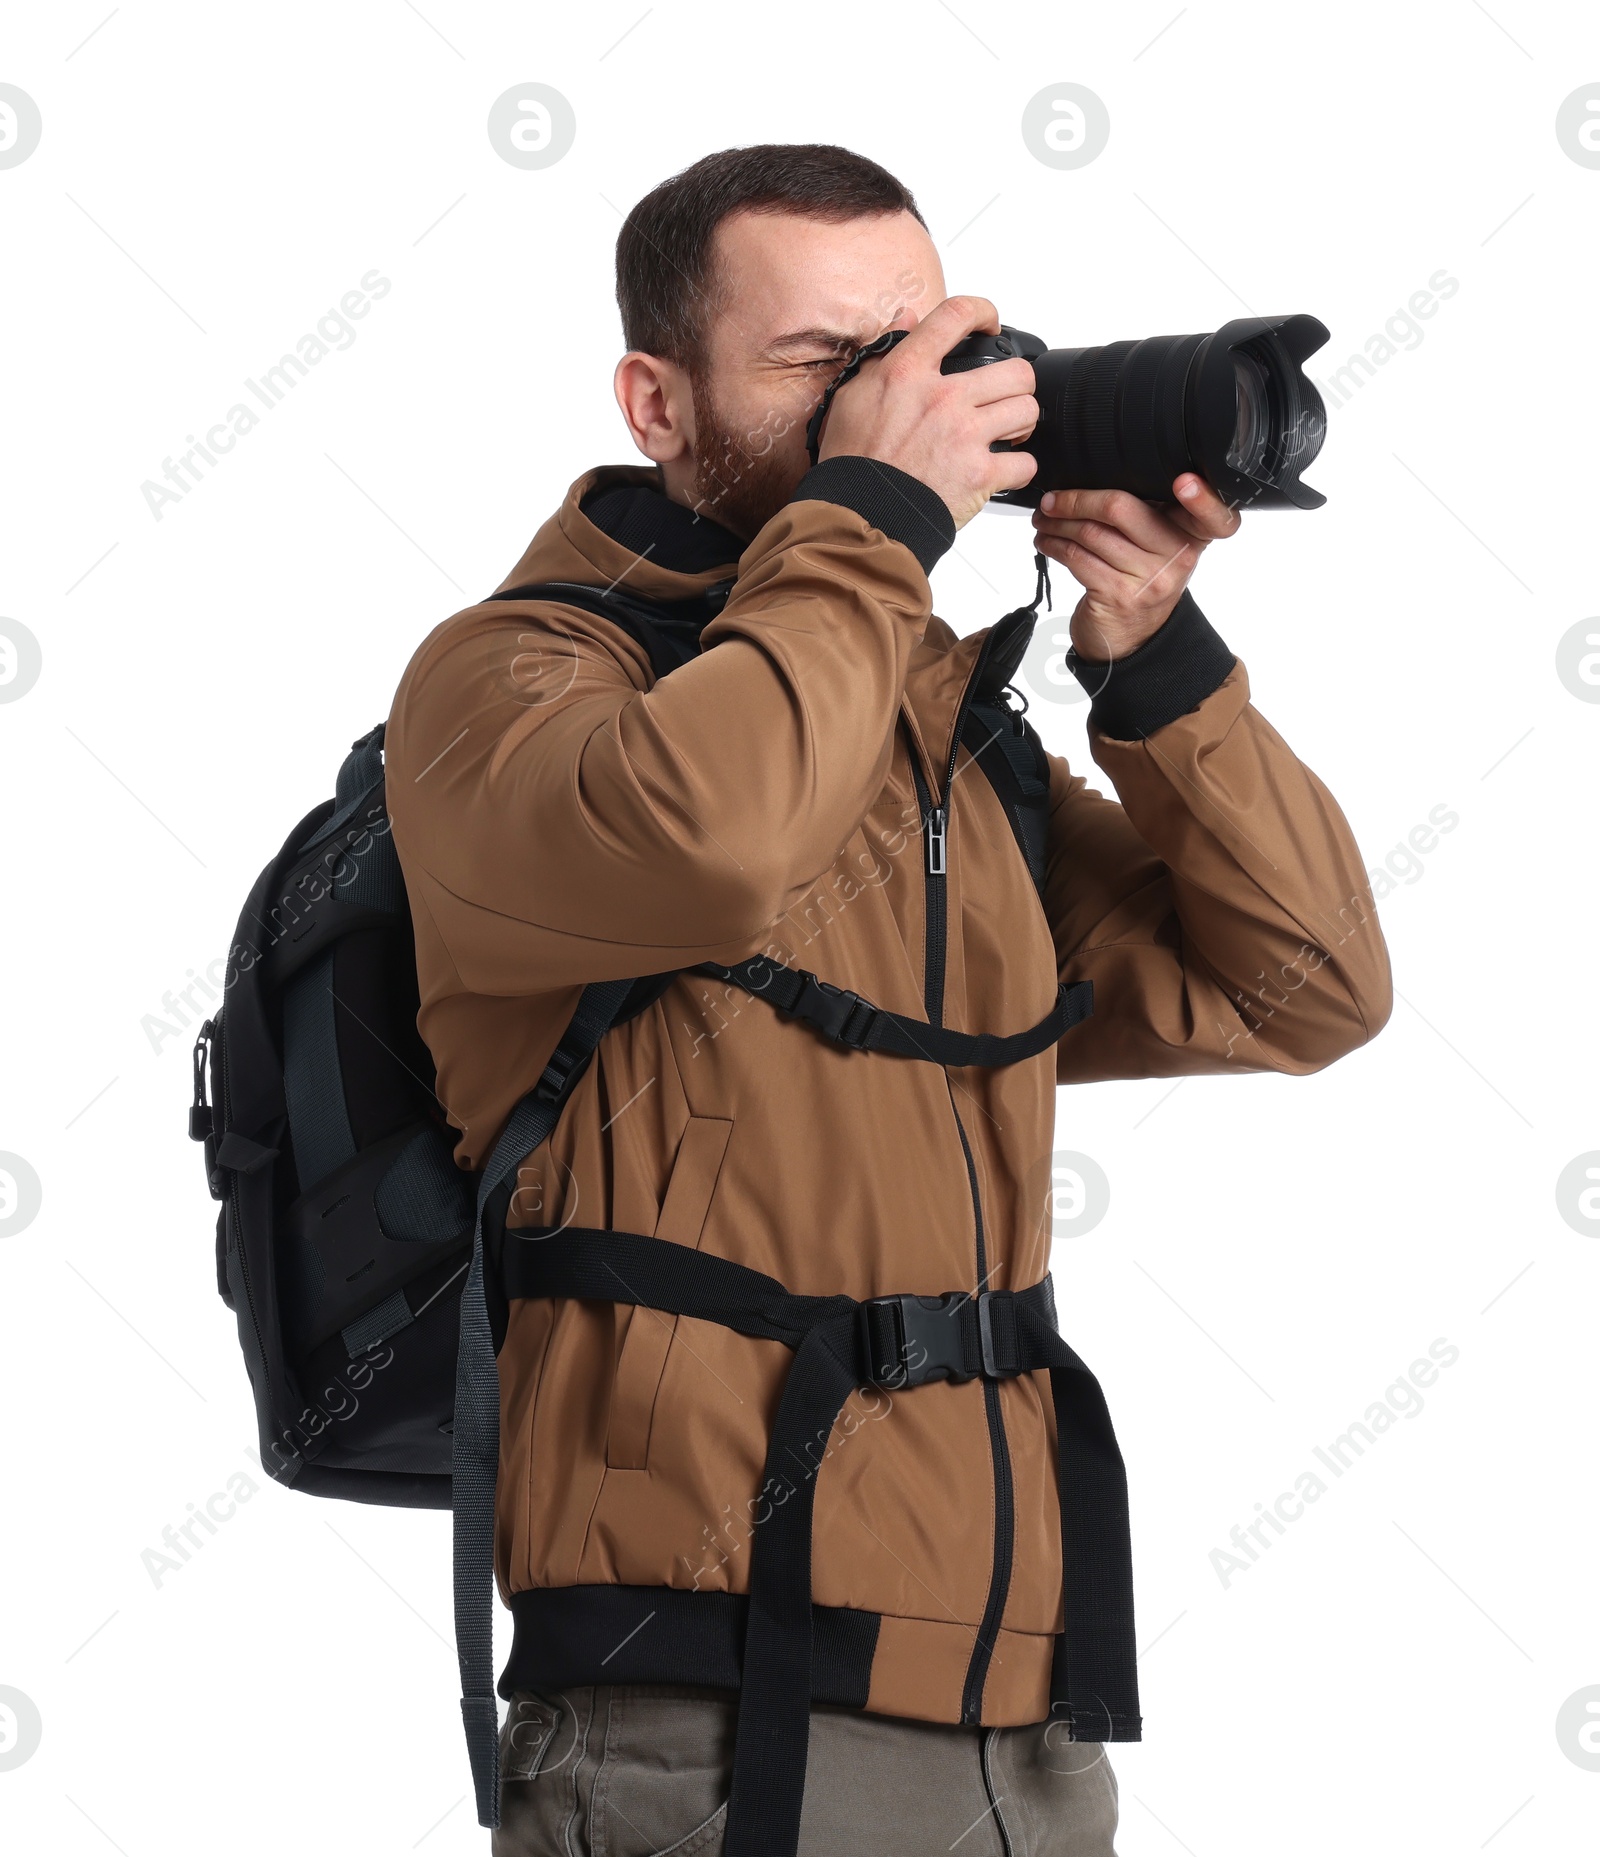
[1037,488,1181,558]
[1035,532,1126,598]
[1170,474,1243,540]
[957,354,1036,407]
[896,294,1001,369]
[1033,516,1175,581]
[987,447,1039,497]
[975,393,1039,446]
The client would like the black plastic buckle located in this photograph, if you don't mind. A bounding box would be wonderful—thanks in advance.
[786,973,881,1051]
[860,1292,979,1388]
[858,1290,1019,1387]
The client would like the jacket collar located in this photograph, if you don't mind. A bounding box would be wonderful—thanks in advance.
[493,465,743,603]
[580,475,746,574]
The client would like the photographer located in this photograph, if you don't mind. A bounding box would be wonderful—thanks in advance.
[385,143,1392,1857]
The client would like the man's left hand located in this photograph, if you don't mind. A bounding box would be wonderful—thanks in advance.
[1030,474,1242,661]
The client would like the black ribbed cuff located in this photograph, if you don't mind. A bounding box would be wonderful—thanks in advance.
[789,456,955,577]
[1064,590,1237,741]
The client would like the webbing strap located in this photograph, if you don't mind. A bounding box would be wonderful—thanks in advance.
[723,1312,859,1854]
[500,1229,1139,1857]
[501,1227,850,1343]
[453,979,635,1831]
[1016,1301,1142,1745]
[699,957,1094,1066]
[1024,1299,1143,1745]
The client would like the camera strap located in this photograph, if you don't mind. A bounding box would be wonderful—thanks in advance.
[1019,545,1053,617]
[803,324,912,464]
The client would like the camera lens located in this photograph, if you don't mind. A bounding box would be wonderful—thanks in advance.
[944,313,1331,511]
[1227,352,1272,477]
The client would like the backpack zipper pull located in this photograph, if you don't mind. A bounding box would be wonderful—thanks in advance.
[190,1019,215,1141]
[925,804,947,877]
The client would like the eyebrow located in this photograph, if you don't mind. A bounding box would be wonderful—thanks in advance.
[761,326,869,359]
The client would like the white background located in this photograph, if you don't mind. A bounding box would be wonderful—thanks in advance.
[2,3,1597,1853]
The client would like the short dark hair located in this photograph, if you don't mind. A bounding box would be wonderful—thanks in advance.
[616,143,925,372]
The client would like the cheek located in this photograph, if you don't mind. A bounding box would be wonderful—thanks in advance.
[741,384,819,458]
[770,371,823,433]
[742,408,790,455]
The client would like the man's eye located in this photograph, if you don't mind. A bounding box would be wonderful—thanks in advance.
[802,356,847,371]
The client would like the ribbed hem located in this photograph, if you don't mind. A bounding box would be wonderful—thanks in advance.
[1064,590,1237,740]
[789,456,956,576]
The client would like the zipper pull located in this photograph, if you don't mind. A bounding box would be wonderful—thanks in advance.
[190,1019,214,1141]
[925,805,947,877]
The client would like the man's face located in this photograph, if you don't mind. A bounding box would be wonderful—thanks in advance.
[686,208,946,538]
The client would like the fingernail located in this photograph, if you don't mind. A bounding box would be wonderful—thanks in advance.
[1041,492,1055,512]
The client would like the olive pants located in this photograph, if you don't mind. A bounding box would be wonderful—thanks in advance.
[493,1684,1119,1856]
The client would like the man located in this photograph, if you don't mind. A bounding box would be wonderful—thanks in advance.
[385,144,1391,1856]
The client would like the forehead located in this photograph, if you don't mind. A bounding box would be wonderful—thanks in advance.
[706,208,944,352]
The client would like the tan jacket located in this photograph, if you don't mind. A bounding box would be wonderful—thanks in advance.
[385,461,1392,1729]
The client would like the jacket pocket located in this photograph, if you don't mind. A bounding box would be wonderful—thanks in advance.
[605,1116,733,1470]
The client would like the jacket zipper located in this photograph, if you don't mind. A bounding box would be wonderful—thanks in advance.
[902,612,1020,1028]
[954,1107,1016,1723]
[904,615,1027,1724]
[907,752,946,1027]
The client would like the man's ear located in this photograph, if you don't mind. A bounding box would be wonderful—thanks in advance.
[614,350,695,464]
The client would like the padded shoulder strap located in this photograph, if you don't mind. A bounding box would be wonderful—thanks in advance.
[962,695,1052,895]
[453,975,636,1830]
[300,722,387,852]
[487,578,732,680]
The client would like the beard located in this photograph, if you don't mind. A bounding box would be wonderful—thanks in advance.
[686,369,809,542]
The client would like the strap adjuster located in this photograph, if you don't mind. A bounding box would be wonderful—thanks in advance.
[977,1291,1008,1379]
[535,1044,580,1101]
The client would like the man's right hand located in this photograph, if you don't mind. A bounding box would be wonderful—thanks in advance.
[816,295,1039,530]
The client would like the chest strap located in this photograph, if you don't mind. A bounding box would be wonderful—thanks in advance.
[698,957,1093,1065]
[501,1228,1141,1857]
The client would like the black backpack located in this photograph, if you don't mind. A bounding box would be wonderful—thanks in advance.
[188,567,1076,1814]
[187,578,741,1506]
[189,719,472,1506]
